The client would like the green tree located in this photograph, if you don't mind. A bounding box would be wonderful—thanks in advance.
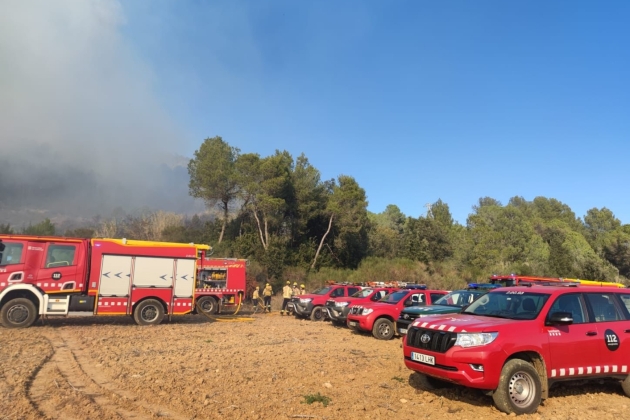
[311,175,369,269]
[188,136,240,244]
[0,223,14,234]
[429,199,454,229]
[22,218,56,236]
[583,207,621,251]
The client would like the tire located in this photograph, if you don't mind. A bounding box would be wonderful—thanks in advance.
[196,296,218,315]
[310,306,325,321]
[410,372,452,390]
[492,359,542,415]
[133,299,165,326]
[372,318,395,340]
[622,375,630,397]
[0,298,38,328]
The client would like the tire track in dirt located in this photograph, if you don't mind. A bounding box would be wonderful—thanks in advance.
[55,329,191,420]
[26,329,190,420]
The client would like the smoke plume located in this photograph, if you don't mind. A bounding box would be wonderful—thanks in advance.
[0,0,202,225]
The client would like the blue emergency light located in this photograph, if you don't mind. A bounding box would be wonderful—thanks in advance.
[467,283,501,289]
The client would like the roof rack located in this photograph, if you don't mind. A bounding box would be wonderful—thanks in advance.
[467,283,502,290]
[520,281,581,288]
[404,284,427,290]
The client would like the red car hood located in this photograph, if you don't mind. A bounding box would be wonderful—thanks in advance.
[411,313,522,333]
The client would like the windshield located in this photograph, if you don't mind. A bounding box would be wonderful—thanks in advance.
[434,290,486,307]
[463,291,550,320]
[352,288,373,298]
[379,290,408,304]
[312,286,333,295]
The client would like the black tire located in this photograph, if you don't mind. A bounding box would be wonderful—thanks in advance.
[196,296,218,315]
[0,298,38,328]
[133,299,165,326]
[410,372,452,390]
[492,359,542,415]
[372,318,395,340]
[310,306,325,321]
[622,375,630,397]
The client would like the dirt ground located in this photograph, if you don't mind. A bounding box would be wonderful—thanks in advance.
[1,304,628,420]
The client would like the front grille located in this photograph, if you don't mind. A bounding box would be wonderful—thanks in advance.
[407,327,456,353]
[399,313,417,323]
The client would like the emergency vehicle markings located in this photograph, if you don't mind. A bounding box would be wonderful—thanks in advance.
[551,365,627,377]
[417,322,458,332]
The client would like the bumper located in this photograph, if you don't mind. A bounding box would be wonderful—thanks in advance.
[326,305,350,322]
[403,340,501,390]
[293,301,314,317]
[346,315,372,332]
[396,318,413,335]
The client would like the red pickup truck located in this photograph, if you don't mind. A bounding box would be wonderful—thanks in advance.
[325,287,399,325]
[346,285,448,339]
[289,284,363,321]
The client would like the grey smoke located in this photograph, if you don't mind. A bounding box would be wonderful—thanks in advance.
[0,0,203,225]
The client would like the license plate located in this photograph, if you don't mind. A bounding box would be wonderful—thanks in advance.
[398,328,408,334]
[411,352,435,365]
[348,321,358,327]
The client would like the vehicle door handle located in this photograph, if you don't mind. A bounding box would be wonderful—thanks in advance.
[625,329,630,333]
[586,331,597,336]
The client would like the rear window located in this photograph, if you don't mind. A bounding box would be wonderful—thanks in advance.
[463,291,550,320]
[0,242,23,266]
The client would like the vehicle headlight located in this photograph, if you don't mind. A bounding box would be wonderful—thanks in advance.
[454,332,498,348]
[299,298,312,304]
[362,308,373,315]
[335,302,349,307]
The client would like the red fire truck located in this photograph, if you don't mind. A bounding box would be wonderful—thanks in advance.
[0,235,246,328]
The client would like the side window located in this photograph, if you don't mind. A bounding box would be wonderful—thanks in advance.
[430,293,445,303]
[548,294,586,324]
[585,293,622,322]
[618,294,630,318]
[330,287,344,298]
[45,245,77,268]
[406,293,425,306]
[0,243,23,266]
[348,287,360,296]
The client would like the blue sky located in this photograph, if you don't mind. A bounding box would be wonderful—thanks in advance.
[119,0,630,224]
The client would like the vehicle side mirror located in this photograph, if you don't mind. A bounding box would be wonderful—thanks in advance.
[546,311,573,326]
[0,240,5,252]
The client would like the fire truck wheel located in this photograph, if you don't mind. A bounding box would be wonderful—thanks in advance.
[493,359,542,415]
[372,318,395,340]
[310,306,325,321]
[133,299,165,326]
[1,298,38,328]
[196,296,218,314]
[622,375,630,397]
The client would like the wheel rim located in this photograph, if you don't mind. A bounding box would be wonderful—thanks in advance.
[378,322,391,337]
[509,370,536,409]
[8,304,29,324]
[313,309,322,320]
[141,305,159,322]
[200,300,214,312]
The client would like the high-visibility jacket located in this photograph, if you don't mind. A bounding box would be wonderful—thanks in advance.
[283,285,292,299]
[292,286,300,296]
[263,285,273,297]
[252,289,260,300]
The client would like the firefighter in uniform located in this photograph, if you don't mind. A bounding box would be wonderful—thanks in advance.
[252,286,260,312]
[263,283,273,313]
[300,284,306,295]
[292,282,300,296]
[281,281,292,315]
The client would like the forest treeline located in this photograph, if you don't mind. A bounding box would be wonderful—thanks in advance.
[2,137,629,289]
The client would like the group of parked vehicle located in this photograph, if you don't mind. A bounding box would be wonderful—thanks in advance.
[290,275,630,415]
